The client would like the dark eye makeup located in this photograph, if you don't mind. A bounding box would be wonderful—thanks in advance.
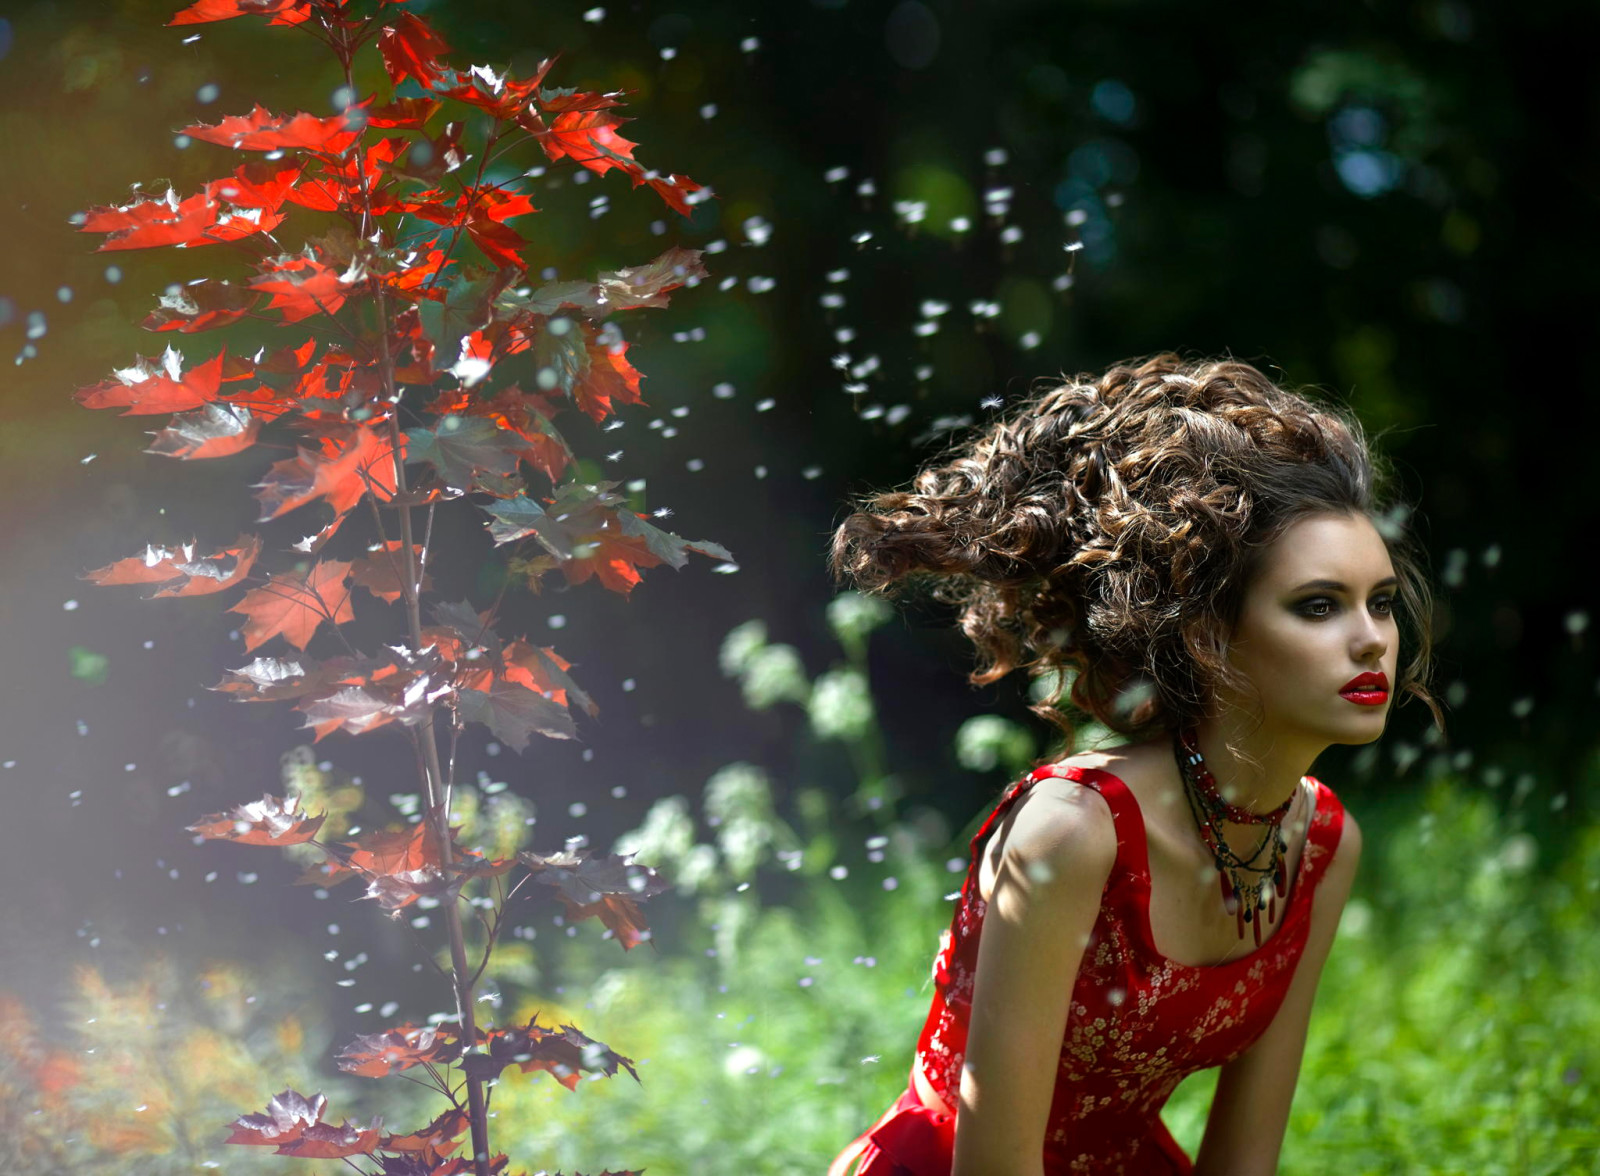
[1295,594,1395,619]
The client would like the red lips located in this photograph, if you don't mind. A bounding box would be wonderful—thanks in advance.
[1340,670,1389,706]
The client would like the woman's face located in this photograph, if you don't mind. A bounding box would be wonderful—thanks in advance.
[1219,510,1400,746]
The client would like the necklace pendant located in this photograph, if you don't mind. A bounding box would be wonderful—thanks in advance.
[1251,904,1262,947]
[1234,897,1246,939]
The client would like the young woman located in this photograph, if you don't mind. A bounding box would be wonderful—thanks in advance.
[823,354,1443,1176]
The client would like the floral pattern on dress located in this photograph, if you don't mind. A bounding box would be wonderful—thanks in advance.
[911,764,1347,1175]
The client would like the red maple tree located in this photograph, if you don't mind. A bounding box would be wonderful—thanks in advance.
[74,2,731,1173]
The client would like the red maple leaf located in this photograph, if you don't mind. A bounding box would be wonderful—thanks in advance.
[78,186,287,251]
[227,558,356,652]
[572,333,645,424]
[380,1107,471,1155]
[378,11,451,88]
[335,1023,459,1079]
[223,1089,327,1147]
[142,280,260,333]
[530,103,639,178]
[80,532,262,598]
[273,1114,385,1159]
[73,347,228,415]
[250,252,356,322]
[186,791,326,845]
[367,95,443,129]
[182,103,363,154]
[253,423,404,522]
[169,0,312,26]
[430,60,555,120]
[349,541,432,604]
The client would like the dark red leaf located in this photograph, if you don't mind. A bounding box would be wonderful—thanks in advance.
[169,0,311,26]
[186,791,326,845]
[378,11,451,88]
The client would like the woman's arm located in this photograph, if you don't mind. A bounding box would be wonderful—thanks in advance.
[1192,810,1364,1176]
[953,782,1119,1176]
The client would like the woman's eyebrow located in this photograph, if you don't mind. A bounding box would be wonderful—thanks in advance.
[1290,576,1400,592]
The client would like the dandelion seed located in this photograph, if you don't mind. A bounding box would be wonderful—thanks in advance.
[548,614,566,629]
[835,326,856,343]
[713,382,736,398]
[700,102,717,119]
[622,678,636,692]
[981,395,1003,409]
[660,46,676,60]
[754,464,768,478]
[606,449,623,461]
[949,215,971,233]
[826,268,850,283]
[740,36,760,52]
[851,230,873,246]
[756,398,775,412]
[894,199,927,224]
[687,458,705,471]
[914,321,939,337]
[824,165,850,183]
[887,405,912,425]
[747,275,775,293]
[742,216,772,245]
[182,33,201,43]
[802,465,823,480]
[1052,273,1076,291]
[1020,331,1042,350]
[718,275,739,291]
[583,6,606,21]
[1000,225,1024,244]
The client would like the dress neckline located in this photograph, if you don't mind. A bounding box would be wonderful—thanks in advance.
[1032,762,1322,972]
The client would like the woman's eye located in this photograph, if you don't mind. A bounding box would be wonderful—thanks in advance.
[1299,599,1334,618]
[1371,595,1395,615]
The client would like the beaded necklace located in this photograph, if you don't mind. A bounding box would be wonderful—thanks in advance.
[1172,727,1297,946]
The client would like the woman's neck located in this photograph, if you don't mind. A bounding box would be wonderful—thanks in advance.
[1188,715,1321,842]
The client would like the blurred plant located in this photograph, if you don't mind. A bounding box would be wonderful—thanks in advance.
[717,591,901,819]
[0,954,356,1175]
[70,2,730,1174]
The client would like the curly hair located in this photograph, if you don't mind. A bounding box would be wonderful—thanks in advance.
[828,352,1444,759]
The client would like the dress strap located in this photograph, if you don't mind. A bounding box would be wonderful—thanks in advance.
[1027,762,1153,898]
[1298,777,1347,891]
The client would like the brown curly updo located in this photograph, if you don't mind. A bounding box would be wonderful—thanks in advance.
[828,352,1443,754]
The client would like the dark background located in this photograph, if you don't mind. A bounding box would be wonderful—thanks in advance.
[2,0,1596,1017]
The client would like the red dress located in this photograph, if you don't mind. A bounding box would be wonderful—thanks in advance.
[828,762,1347,1176]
